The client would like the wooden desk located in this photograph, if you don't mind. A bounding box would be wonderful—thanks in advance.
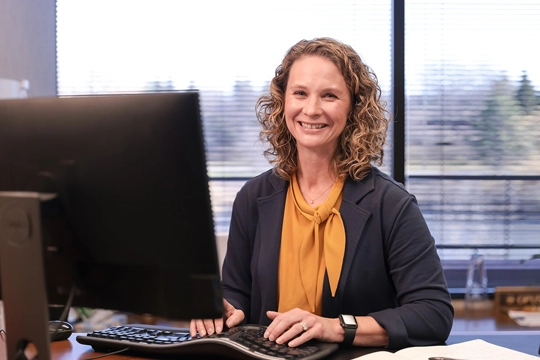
[2,301,539,360]
[0,332,153,360]
[1,331,539,360]
[451,298,540,332]
[0,332,383,360]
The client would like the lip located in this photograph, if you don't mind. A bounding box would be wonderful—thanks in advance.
[298,121,328,130]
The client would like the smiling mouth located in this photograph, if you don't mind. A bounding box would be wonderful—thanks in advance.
[300,122,327,129]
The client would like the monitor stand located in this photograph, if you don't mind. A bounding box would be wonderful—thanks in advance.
[0,192,55,360]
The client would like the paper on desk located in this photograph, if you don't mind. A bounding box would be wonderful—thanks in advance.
[355,339,538,360]
[508,310,540,327]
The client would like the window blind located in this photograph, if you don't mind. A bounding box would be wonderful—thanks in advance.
[405,1,540,264]
[56,0,540,288]
[56,0,392,235]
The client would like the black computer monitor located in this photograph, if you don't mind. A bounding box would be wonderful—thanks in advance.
[0,92,223,359]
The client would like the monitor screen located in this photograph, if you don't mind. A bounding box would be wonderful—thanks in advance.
[0,92,224,322]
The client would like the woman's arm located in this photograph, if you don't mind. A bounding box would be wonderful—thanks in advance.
[370,193,454,348]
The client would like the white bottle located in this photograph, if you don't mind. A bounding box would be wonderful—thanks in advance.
[18,79,30,98]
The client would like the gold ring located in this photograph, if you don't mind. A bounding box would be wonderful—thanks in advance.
[300,321,308,332]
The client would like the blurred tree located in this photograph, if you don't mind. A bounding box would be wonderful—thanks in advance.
[516,72,537,114]
[515,72,540,159]
[145,80,175,91]
[471,76,531,166]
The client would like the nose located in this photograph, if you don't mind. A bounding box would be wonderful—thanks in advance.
[303,96,322,117]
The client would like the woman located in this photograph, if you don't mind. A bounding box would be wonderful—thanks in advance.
[190,37,453,349]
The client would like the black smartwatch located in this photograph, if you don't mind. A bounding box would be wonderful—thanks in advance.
[339,314,358,345]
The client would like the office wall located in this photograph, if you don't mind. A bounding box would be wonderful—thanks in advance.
[0,0,57,97]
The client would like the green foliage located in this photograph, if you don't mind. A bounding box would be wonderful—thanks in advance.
[473,77,522,163]
[516,72,537,114]
[471,75,539,166]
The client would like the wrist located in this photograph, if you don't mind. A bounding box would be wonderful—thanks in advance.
[339,314,358,345]
[333,318,346,343]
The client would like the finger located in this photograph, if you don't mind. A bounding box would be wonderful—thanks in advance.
[189,319,204,337]
[189,319,196,337]
[214,317,225,333]
[226,309,245,329]
[275,322,306,345]
[265,311,293,342]
[266,310,279,320]
[203,319,216,335]
[222,299,244,328]
[223,299,236,318]
[263,311,281,339]
[287,328,312,348]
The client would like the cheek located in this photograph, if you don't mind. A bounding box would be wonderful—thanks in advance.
[340,107,351,125]
[284,102,299,124]
[284,98,295,115]
[285,115,296,135]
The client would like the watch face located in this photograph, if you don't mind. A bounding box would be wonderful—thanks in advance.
[341,314,356,326]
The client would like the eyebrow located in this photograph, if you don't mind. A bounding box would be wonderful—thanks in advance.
[288,84,346,94]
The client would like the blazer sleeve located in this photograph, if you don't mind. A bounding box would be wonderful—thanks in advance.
[368,192,454,349]
[220,181,258,322]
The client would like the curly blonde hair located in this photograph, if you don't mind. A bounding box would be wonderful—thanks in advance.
[256,37,391,182]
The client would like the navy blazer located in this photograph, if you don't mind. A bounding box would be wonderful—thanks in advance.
[221,168,454,349]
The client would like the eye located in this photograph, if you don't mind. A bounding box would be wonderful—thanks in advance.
[293,90,307,96]
[323,93,337,99]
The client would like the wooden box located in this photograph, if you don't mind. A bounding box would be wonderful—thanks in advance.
[494,286,540,314]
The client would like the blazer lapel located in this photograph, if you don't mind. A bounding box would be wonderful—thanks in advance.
[331,173,375,308]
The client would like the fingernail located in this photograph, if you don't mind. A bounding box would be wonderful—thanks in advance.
[208,328,214,335]
[216,326,222,333]
[263,331,268,338]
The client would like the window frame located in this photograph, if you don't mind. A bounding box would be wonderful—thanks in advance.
[392,0,540,294]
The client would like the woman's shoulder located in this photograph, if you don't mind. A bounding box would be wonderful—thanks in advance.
[238,168,288,198]
[371,167,408,192]
[370,168,419,207]
[346,167,414,202]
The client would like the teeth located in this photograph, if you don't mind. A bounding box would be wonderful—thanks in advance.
[301,122,325,129]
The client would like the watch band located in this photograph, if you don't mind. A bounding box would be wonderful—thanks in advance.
[339,314,358,345]
[342,326,356,345]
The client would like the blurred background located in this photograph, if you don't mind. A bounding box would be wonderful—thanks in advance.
[1,0,539,298]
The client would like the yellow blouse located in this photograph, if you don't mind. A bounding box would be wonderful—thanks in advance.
[277,174,345,315]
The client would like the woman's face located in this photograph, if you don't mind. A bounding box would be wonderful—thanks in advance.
[284,55,351,156]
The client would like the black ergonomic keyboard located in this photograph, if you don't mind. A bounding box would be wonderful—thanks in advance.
[76,324,339,360]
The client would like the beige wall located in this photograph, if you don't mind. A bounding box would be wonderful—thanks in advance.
[215,234,228,273]
[0,0,57,97]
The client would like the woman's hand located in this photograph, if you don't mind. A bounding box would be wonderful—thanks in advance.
[264,308,341,347]
[189,299,245,337]
[265,309,389,347]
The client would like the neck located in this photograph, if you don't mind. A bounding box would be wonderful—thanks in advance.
[296,168,336,206]
[295,148,337,205]
[296,150,334,185]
